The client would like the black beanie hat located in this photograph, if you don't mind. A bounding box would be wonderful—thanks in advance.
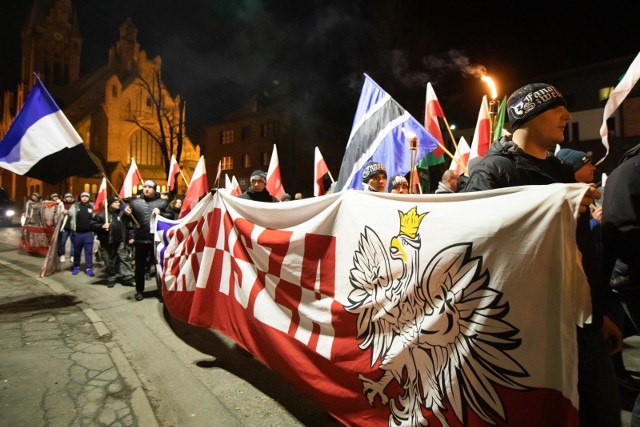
[507,83,567,130]
[108,195,120,205]
[362,162,387,183]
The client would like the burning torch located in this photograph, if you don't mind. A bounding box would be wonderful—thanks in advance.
[481,75,499,143]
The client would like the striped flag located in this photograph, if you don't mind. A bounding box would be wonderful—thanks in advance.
[119,158,142,199]
[314,146,330,197]
[266,144,285,200]
[335,74,439,191]
[0,73,99,184]
[179,155,208,219]
[468,95,491,163]
[167,155,181,191]
[93,177,107,214]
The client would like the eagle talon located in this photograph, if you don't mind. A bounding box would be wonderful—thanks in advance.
[358,373,389,406]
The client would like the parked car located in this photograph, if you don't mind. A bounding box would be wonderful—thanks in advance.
[0,188,17,226]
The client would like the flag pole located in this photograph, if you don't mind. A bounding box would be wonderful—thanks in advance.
[433,139,468,175]
[102,174,140,228]
[179,169,190,186]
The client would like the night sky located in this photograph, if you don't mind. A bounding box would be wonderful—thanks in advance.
[2,1,639,133]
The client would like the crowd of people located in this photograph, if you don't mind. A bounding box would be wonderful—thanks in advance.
[16,81,638,424]
[22,180,178,302]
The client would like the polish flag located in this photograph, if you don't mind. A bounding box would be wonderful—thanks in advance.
[230,175,242,196]
[425,82,446,158]
[179,156,208,219]
[167,155,181,191]
[119,158,142,199]
[314,147,330,197]
[94,177,107,214]
[468,95,491,162]
[266,144,285,200]
[449,136,471,175]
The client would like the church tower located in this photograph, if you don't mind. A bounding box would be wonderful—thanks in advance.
[20,0,82,88]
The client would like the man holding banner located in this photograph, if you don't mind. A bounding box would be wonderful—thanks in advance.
[463,82,622,427]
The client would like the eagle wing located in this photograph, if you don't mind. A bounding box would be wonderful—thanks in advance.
[414,243,528,425]
[345,225,398,366]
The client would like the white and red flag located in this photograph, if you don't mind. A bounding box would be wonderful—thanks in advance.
[425,82,446,159]
[179,155,208,219]
[448,136,471,176]
[266,144,285,200]
[119,158,142,199]
[157,184,592,426]
[468,95,491,163]
[230,175,242,196]
[93,177,107,214]
[167,155,181,191]
[314,146,330,197]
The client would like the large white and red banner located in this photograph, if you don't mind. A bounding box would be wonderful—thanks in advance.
[157,184,592,426]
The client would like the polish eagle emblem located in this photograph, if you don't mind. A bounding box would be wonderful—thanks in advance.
[345,207,529,426]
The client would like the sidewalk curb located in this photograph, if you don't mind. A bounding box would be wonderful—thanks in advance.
[0,258,160,427]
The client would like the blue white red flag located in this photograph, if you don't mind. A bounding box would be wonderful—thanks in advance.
[0,73,99,184]
[335,74,439,191]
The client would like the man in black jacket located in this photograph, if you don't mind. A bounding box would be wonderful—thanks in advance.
[463,83,622,427]
[125,180,168,301]
[91,196,134,288]
[238,170,278,202]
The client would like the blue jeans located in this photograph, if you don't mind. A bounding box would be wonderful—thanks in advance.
[58,229,74,258]
[72,231,94,269]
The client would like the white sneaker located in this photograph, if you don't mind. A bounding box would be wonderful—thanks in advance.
[59,255,66,263]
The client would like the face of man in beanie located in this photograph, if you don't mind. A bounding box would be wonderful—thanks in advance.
[142,181,157,198]
[506,83,571,156]
[362,162,388,192]
[390,176,409,194]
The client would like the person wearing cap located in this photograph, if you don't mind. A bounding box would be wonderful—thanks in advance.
[124,179,169,301]
[556,148,596,185]
[388,175,409,194]
[361,161,387,192]
[434,170,459,194]
[462,83,621,426]
[238,170,278,202]
[91,196,134,288]
[57,193,76,263]
[68,191,95,277]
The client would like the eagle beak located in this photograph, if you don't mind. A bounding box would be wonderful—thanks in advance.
[390,237,406,261]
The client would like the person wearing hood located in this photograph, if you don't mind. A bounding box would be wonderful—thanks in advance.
[91,196,134,288]
[238,170,278,202]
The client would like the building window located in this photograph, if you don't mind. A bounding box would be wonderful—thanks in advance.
[130,130,162,165]
[146,97,152,107]
[221,156,233,170]
[221,130,234,144]
[242,154,251,168]
[242,126,250,141]
[261,122,277,138]
[261,152,269,167]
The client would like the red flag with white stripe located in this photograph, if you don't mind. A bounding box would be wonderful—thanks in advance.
[230,175,242,196]
[167,155,181,191]
[119,158,142,199]
[314,147,330,197]
[468,95,491,162]
[179,156,208,219]
[93,177,107,214]
[266,144,285,200]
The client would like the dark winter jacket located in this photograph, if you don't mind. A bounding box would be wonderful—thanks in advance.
[90,208,133,246]
[462,136,608,326]
[601,142,640,297]
[238,188,278,203]
[128,195,168,243]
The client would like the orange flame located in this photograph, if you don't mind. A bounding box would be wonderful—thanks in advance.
[481,75,498,100]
